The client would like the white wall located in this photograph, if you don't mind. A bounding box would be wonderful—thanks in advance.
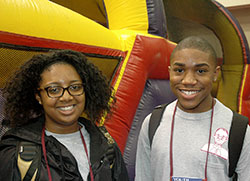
[229,7,250,46]
[216,0,250,7]
[216,0,250,46]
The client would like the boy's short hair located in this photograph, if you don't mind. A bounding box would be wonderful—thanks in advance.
[170,36,217,64]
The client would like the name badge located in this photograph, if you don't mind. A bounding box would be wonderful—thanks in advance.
[172,177,203,181]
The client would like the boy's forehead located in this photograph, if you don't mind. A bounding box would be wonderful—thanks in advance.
[170,48,216,66]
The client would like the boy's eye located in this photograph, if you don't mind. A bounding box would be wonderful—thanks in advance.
[174,68,184,73]
[197,69,207,74]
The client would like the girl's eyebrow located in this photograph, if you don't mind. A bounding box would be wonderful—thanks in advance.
[43,80,82,87]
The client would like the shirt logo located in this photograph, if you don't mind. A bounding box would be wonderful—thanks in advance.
[172,177,203,181]
[201,128,229,160]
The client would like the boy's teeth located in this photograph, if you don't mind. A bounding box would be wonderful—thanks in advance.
[59,105,73,111]
[182,90,198,95]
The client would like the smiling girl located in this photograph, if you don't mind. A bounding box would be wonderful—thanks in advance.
[0,50,128,181]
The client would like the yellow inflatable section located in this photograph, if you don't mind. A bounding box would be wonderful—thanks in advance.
[1,0,124,49]
[51,0,150,32]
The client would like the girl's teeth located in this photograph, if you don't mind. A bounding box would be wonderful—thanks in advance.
[59,106,73,111]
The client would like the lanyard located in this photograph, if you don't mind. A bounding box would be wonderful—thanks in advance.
[41,126,94,181]
[169,100,214,181]
[79,128,94,181]
[41,127,52,181]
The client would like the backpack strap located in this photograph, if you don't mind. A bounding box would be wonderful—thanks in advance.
[99,126,115,168]
[148,105,249,179]
[148,104,168,147]
[17,141,41,181]
[228,111,249,179]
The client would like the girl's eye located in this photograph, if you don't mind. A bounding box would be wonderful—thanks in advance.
[70,84,82,91]
[48,87,61,94]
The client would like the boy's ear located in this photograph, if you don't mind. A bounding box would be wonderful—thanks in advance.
[168,66,171,71]
[214,66,221,82]
[35,93,42,105]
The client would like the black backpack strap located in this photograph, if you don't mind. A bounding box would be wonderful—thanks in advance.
[228,111,249,179]
[149,104,168,147]
[17,141,41,181]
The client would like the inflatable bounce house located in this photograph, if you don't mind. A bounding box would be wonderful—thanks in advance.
[0,0,249,180]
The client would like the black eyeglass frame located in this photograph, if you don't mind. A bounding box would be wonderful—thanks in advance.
[38,84,84,98]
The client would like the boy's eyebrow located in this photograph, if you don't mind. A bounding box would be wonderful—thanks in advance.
[173,62,185,66]
[195,63,209,68]
[172,62,210,67]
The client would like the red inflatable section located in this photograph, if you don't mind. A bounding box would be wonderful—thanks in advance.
[239,64,250,124]
[106,35,176,152]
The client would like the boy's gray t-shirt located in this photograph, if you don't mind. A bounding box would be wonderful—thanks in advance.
[135,99,250,181]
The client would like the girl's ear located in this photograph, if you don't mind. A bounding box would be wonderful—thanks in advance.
[35,93,42,105]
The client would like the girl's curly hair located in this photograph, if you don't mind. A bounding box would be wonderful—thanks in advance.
[3,49,115,127]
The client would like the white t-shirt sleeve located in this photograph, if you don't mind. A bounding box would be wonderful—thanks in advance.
[135,114,153,181]
[235,125,250,180]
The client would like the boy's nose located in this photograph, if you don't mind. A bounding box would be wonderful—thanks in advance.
[182,72,197,85]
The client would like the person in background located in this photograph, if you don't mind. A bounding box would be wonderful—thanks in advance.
[0,49,129,181]
[135,36,250,181]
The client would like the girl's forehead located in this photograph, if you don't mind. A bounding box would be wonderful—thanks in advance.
[43,61,70,71]
[40,63,81,85]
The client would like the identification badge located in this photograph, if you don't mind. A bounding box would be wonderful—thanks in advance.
[172,177,203,181]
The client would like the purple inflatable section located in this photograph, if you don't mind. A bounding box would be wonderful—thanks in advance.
[123,79,176,180]
[147,0,167,38]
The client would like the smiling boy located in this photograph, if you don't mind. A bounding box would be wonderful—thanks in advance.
[135,36,250,181]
